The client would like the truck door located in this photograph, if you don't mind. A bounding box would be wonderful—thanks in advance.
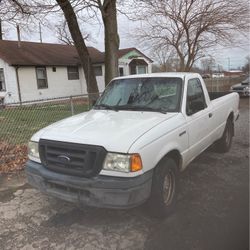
[185,78,213,158]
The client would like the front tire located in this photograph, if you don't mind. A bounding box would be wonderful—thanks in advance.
[146,158,179,218]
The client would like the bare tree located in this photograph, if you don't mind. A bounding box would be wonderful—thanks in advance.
[55,0,120,85]
[200,57,216,74]
[56,0,99,96]
[0,0,119,86]
[56,21,74,45]
[151,47,180,72]
[129,0,249,72]
[55,20,91,45]
[0,0,99,97]
[97,0,119,85]
[1,0,120,92]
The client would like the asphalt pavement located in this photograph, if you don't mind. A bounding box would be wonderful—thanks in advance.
[0,98,249,250]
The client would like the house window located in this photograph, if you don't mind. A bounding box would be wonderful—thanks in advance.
[94,66,102,76]
[67,66,79,80]
[52,66,56,72]
[137,65,147,74]
[0,68,6,91]
[119,67,124,76]
[36,67,48,89]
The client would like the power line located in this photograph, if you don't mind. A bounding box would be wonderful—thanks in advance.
[205,45,249,52]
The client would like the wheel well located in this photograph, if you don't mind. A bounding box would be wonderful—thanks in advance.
[160,150,182,171]
[228,112,234,122]
[227,112,234,136]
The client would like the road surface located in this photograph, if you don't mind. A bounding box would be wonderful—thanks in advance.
[0,99,249,250]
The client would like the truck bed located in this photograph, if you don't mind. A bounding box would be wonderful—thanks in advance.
[208,92,231,101]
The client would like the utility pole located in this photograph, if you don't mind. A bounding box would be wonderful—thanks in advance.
[39,23,43,43]
[17,25,21,48]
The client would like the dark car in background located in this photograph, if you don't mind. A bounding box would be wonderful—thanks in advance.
[230,77,250,97]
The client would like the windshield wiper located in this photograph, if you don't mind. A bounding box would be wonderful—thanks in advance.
[113,105,167,114]
[93,104,118,111]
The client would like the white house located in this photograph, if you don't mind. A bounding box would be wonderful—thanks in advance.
[0,40,153,104]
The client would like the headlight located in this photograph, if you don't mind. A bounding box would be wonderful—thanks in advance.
[28,141,40,161]
[244,86,249,91]
[103,153,142,173]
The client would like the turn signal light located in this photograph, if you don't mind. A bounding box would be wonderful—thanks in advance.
[130,154,143,172]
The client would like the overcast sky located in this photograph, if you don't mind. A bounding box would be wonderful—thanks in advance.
[4,13,249,71]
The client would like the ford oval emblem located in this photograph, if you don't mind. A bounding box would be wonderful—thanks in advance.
[57,155,71,163]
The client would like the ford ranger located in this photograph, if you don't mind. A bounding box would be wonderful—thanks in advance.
[26,73,239,217]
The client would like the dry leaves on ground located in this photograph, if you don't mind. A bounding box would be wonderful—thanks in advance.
[0,141,28,173]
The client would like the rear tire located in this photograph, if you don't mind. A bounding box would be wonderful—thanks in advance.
[215,119,233,153]
[146,158,179,218]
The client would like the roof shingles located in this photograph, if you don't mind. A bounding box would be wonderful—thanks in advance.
[0,40,152,66]
[0,40,103,66]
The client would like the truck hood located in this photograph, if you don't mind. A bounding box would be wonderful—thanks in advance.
[32,109,177,152]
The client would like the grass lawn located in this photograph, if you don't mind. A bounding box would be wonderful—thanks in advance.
[0,76,244,146]
[0,102,89,145]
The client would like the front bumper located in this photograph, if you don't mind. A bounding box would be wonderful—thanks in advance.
[26,160,153,209]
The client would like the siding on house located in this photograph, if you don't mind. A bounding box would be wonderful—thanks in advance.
[0,58,19,103]
[119,49,153,75]
[18,66,88,102]
[0,41,153,103]
[94,64,106,92]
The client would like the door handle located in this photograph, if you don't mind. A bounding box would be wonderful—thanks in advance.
[209,113,213,118]
[179,131,186,137]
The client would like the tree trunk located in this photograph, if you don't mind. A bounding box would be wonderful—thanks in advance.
[56,0,99,99]
[178,57,185,71]
[102,0,119,85]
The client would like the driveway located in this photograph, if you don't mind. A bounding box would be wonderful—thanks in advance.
[0,99,249,250]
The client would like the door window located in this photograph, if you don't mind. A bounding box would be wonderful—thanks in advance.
[186,78,207,115]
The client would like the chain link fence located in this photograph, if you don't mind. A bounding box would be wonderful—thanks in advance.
[0,94,98,173]
[204,76,245,92]
[0,76,245,173]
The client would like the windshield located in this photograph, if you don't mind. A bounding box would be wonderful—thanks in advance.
[94,77,183,113]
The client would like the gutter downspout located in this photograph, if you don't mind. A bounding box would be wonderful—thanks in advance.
[15,66,22,104]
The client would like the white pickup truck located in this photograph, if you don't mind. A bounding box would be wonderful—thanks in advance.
[26,73,239,217]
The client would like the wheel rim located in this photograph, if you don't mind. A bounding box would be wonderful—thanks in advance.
[163,171,175,206]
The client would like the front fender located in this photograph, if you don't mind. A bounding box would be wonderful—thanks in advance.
[129,113,188,174]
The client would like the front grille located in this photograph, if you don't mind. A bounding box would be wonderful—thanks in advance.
[39,139,107,177]
[46,181,90,198]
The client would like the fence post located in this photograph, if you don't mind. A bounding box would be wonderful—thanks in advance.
[70,96,74,115]
[216,78,219,92]
[87,94,90,110]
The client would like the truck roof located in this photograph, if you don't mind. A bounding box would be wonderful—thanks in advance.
[114,72,200,80]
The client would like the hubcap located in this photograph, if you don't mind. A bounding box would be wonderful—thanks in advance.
[163,171,175,206]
